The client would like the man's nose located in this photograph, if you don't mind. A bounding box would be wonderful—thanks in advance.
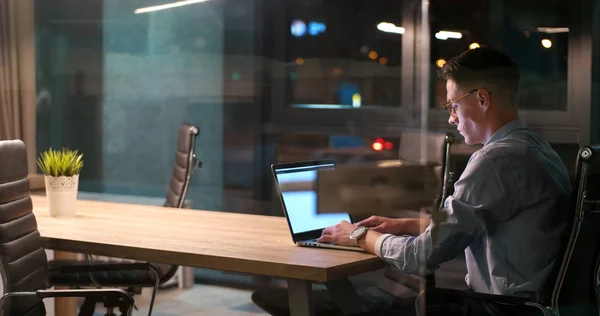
[448,115,457,126]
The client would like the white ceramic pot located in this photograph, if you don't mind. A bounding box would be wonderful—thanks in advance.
[44,174,79,217]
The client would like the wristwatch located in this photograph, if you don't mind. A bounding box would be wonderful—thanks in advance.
[349,226,369,246]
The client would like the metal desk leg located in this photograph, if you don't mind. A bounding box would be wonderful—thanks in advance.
[54,251,79,316]
[326,278,365,315]
[288,279,314,316]
[179,266,195,289]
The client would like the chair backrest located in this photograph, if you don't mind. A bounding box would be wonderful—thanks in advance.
[546,144,600,315]
[0,140,47,315]
[164,123,200,208]
[436,133,454,211]
[158,123,200,283]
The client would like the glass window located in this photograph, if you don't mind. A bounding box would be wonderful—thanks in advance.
[430,0,569,111]
[278,0,404,109]
[35,0,231,211]
[33,0,586,218]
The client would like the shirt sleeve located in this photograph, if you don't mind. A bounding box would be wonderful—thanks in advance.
[377,151,508,275]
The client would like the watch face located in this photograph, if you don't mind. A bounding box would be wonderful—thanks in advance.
[351,226,367,239]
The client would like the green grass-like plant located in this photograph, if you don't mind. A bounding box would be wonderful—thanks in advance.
[37,148,84,177]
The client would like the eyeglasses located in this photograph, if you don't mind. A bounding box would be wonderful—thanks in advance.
[442,89,478,115]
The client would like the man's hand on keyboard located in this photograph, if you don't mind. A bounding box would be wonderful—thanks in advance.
[317,220,356,246]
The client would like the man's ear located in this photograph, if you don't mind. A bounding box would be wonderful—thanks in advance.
[477,89,491,111]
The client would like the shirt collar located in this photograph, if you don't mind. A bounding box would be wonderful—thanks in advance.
[485,119,526,146]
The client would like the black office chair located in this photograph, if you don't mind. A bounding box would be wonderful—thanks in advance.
[164,123,202,208]
[49,122,202,316]
[415,143,600,316]
[0,139,136,316]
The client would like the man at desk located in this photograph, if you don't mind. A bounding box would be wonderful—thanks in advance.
[318,47,571,315]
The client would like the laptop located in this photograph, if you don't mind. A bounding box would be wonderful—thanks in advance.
[271,160,365,252]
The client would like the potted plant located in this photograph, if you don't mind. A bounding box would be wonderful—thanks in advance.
[37,148,83,217]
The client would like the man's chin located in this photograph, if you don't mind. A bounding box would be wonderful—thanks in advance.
[458,131,475,145]
[463,138,482,146]
[462,136,473,145]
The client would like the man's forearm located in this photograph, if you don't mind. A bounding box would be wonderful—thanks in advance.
[357,230,382,254]
[358,218,430,255]
[401,217,430,236]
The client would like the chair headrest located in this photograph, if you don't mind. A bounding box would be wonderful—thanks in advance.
[0,140,28,184]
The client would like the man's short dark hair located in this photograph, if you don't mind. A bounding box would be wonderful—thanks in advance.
[440,47,520,103]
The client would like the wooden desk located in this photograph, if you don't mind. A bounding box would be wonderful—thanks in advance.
[32,196,384,316]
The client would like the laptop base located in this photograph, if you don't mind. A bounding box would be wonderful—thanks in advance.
[297,239,367,252]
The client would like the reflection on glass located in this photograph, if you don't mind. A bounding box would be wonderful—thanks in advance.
[34,0,228,210]
[430,0,569,111]
[281,0,404,109]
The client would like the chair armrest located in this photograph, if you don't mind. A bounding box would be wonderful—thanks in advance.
[424,288,530,306]
[192,155,202,168]
[58,262,152,274]
[0,289,134,312]
[581,144,600,163]
[37,288,133,302]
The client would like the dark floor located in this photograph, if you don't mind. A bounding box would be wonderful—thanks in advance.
[86,256,468,315]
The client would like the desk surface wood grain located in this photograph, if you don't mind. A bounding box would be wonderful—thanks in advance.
[32,195,383,282]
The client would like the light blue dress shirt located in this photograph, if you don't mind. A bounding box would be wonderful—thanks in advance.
[374,119,572,299]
